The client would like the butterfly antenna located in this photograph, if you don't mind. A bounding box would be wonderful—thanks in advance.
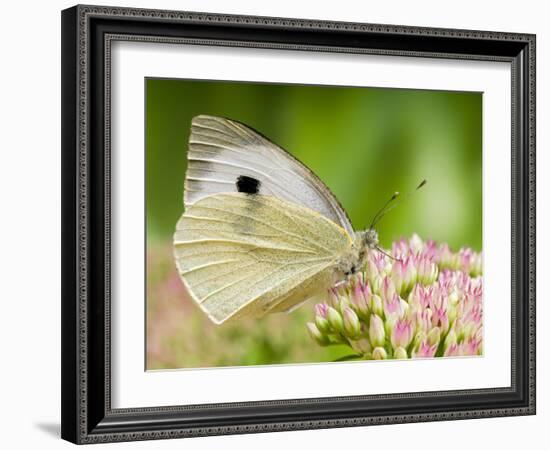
[369,191,400,229]
[375,246,401,262]
[371,179,427,228]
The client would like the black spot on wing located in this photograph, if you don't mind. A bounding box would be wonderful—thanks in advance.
[236,175,261,194]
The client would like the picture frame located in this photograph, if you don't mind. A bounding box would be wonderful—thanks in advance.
[61,4,536,444]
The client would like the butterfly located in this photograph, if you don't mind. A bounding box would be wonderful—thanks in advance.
[173,115,424,324]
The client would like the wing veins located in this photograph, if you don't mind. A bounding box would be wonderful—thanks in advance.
[175,238,318,255]
[178,259,241,276]
[214,258,331,312]
[189,203,333,254]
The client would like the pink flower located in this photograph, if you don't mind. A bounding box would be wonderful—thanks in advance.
[391,256,417,295]
[413,341,438,358]
[351,282,369,317]
[384,293,404,321]
[392,238,410,259]
[444,343,460,357]
[391,318,414,350]
[416,256,438,285]
[314,303,328,318]
[308,235,483,361]
[381,276,396,303]
[461,337,482,356]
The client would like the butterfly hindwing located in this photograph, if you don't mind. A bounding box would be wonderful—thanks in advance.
[173,193,352,324]
[185,115,354,235]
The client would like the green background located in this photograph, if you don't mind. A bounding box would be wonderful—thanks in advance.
[145,78,482,369]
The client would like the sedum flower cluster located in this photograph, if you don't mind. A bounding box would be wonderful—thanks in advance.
[307,235,483,360]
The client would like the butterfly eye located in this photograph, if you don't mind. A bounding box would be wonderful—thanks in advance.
[236,175,261,194]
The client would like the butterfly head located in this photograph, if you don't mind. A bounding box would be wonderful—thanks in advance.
[362,228,379,249]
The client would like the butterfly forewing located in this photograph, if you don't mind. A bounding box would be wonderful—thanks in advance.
[185,115,354,235]
[174,193,352,324]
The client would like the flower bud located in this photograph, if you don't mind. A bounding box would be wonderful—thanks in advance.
[438,243,453,268]
[337,296,351,314]
[392,257,417,295]
[384,293,404,321]
[410,234,423,253]
[351,338,371,355]
[372,347,388,360]
[365,258,379,286]
[417,257,438,285]
[343,307,361,338]
[447,291,460,323]
[412,331,426,352]
[315,315,331,334]
[381,276,396,303]
[394,346,408,359]
[413,341,438,358]
[391,318,414,350]
[328,288,340,308]
[391,260,405,295]
[370,277,382,295]
[351,283,369,318]
[314,303,331,333]
[444,329,457,351]
[327,306,344,334]
[463,337,482,356]
[369,294,384,317]
[427,327,441,347]
[444,342,460,357]
[369,314,386,347]
[470,252,483,277]
[448,290,460,307]
[307,322,329,346]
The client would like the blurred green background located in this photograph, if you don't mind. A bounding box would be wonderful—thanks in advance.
[146,78,482,370]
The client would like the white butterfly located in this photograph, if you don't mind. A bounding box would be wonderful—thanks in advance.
[174,115,398,324]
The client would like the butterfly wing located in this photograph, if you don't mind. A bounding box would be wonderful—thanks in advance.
[185,115,354,235]
[173,193,352,324]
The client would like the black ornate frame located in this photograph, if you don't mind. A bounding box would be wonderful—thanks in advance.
[61,4,536,444]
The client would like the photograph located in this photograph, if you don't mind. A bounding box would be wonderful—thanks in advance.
[145,79,483,369]
[57,3,536,444]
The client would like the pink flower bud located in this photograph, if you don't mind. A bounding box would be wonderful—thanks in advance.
[392,238,409,259]
[417,256,438,285]
[392,256,416,294]
[384,293,404,321]
[444,343,460,357]
[381,276,396,303]
[413,341,438,358]
[391,318,414,350]
[314,303,329,318]
[462,337,482,355]
[351,283,369,317]
[459,247,474,273]
[438,243,454,268]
